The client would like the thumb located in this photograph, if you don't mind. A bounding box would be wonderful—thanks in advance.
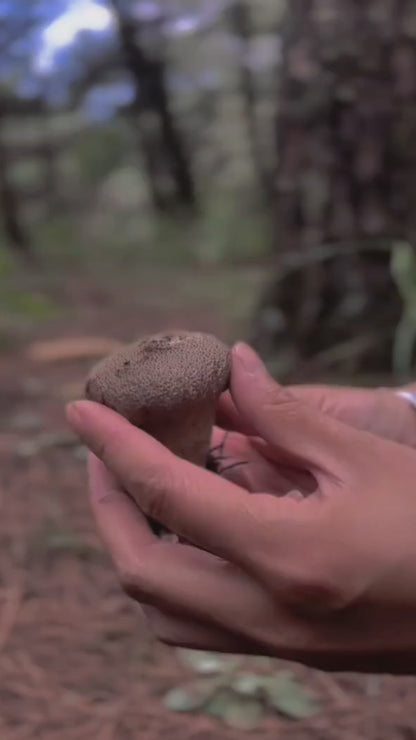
[230,343,364,475]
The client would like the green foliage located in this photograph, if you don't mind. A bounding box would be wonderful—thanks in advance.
[0,287,57,318]
[194,191,266,264]
[74,122,130,184]
[0,243,14,277]
[0,241,60,351]
[10,159,42,191]
[164,649,320,729]
[264,670,320,719]
[252,0,287,32]
[36,215,84,268]
[390,242,416,380]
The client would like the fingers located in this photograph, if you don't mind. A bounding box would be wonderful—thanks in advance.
[88,454,267,634]
[287,386,416,448]
[142,606,269,654]
[68,401,285,568]
[287,385,380,430]
[87,456,288,640]
[88,454,157,574]
[210,427,316,495]
[87,457,358,665]
[230,343,365,477]
[87,457,366,665]
[215,391,256,435]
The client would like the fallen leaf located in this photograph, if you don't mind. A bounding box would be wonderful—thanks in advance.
[164,679,216,713]
[26,337,122,363]
[265,671,320,720]
[176,649,242,675]
[231,673,267,697]
[212,693,264,730]
[202,687,231,719]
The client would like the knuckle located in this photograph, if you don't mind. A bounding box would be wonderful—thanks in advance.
[152,621,182,647]
[141,477,170,524]
[262,384,302,417]
[288,561,351,613]
[118,545,165,605]
[93,433,114,467]
[118,556,154,602]
[94,432,128,472]
[127,463,172,521]
[119,566,142,599]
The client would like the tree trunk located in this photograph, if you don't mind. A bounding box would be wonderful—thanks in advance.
[41,114,61,214]
[227,1,275,205]
[253,0,416,379]
[0,116,35,263]
[111,1,196,211]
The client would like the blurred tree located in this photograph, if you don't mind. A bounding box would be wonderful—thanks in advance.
[253,0,416,378]
[227,0,275,204]
[110,0,197,211]
[0,112,34,262]
[0,0,68,261]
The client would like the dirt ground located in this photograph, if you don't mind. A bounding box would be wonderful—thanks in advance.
[1,265,416,740]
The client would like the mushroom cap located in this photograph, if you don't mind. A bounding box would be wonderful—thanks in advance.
[85,331,231,426]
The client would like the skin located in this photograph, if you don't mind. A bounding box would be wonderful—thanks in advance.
[67,343,416,674]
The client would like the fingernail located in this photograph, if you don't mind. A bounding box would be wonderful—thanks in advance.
[232,343,268,377]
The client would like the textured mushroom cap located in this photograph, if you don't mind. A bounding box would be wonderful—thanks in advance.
[85,331,231,427]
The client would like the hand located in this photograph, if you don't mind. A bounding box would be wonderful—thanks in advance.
[212,376,416,494]
[67,344,416,674]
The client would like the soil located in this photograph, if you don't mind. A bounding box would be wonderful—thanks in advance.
[0,267,416,740]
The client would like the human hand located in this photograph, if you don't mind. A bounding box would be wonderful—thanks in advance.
[67,344,416,674]
[212,370,416,494]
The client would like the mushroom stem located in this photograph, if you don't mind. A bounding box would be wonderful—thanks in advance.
[144,399,215,466]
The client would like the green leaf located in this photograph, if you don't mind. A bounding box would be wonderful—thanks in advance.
[204,687,235,719]
[1,289,57,319]
[176,649,242,674]
[164,680,215,713]
[231,673,268,696]
[164,687,203,713]
[223,696,265,730]
[204,687,264,730]
[265,672,320,720]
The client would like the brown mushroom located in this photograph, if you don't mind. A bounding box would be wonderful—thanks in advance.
[85,330,231,467]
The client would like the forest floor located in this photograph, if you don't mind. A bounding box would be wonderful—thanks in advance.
[0,260,416,740]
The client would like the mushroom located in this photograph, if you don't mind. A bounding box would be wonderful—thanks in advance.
[85,330,231,468]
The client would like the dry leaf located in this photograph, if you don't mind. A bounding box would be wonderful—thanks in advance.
[26,337,122,363]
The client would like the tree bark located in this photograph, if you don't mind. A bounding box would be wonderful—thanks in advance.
[227,1,275,205]
[253,0,416,378]
[0,115,35,263]
[111,1,196,211]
